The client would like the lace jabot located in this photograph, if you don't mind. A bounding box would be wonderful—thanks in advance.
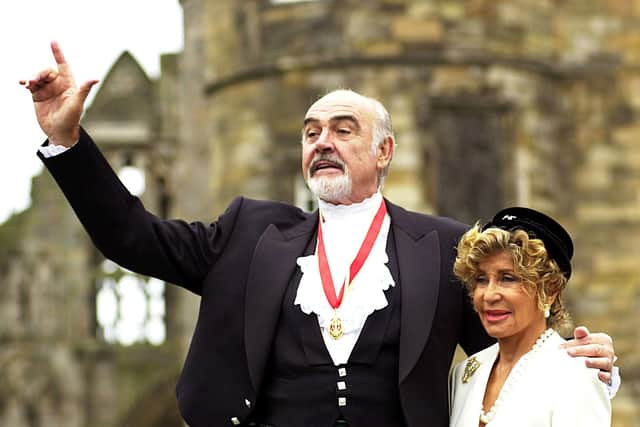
[294,192,395,362]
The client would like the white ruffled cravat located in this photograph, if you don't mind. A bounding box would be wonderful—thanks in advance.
[294,192,395,365]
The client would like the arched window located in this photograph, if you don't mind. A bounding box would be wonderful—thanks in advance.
[96,261,166,346]
[94,163,167,346]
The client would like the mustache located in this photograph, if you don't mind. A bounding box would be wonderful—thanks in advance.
[309,154,346,176]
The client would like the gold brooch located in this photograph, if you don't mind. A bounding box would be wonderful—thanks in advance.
[462,356,480,383]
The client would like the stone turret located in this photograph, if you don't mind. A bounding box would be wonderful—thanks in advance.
[176,1,640,424]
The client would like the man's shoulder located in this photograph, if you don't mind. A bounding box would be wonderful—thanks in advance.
[235,196,303,212]
[385,199,469,235]
[230,196,311,225]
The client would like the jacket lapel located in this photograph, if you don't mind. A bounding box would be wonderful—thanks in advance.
[386,201,442,383]
[244,211,318,392]
[451,346,497,427]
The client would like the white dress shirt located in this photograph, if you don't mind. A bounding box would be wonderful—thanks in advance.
[39,143,74,157]
[294,192,394,366]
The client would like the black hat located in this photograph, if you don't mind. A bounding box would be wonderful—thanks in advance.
[483,207,574,279]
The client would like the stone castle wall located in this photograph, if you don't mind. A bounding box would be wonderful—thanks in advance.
[176,1,640,424]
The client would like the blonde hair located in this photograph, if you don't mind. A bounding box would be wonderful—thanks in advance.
[454,224,572,332]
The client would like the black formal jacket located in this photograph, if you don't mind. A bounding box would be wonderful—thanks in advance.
[39,129,492,427]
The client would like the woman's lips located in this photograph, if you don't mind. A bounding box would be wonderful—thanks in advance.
[484,309,511,322]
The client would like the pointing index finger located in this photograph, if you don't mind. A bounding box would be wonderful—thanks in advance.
[50,40,71,74]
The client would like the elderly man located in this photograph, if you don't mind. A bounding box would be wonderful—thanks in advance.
[21,42,617,427]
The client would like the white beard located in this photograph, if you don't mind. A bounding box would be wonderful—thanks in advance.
[306,172,352,203]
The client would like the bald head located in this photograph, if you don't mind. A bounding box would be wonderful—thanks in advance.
[308,90,393,145]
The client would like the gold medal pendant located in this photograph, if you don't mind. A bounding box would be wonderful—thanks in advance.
[329,316,344,339]
[316,201,387,342]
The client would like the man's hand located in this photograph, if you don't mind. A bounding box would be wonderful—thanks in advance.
[562,326,616,384]
[19,41,98,146]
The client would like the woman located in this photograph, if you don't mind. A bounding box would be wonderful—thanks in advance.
[449,207,611,426]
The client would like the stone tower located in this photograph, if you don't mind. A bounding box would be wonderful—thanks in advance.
[176,1,640,424]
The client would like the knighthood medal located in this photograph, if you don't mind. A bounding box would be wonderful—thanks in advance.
[317,200,388,341]
[329,315,344,340]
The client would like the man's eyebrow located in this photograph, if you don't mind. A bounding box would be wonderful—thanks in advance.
[303,117,320,127]
[330,115,361,130]
[303,115,361,128]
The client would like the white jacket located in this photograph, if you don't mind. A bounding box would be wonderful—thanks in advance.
[449,331,611,426]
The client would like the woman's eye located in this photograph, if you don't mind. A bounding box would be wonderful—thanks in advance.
[501,275,519,283]
[475,276,488,285]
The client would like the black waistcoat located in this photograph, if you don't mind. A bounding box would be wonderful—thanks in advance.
[249,234,405,427]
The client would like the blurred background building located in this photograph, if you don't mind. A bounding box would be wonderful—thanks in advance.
[1,0,639,426]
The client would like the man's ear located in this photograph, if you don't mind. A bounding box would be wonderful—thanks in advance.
[377,135,394,169]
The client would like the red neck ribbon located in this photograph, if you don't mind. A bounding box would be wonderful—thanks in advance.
[316,199,388,309]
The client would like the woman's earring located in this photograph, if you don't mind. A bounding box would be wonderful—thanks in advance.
[543,303,551,319]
